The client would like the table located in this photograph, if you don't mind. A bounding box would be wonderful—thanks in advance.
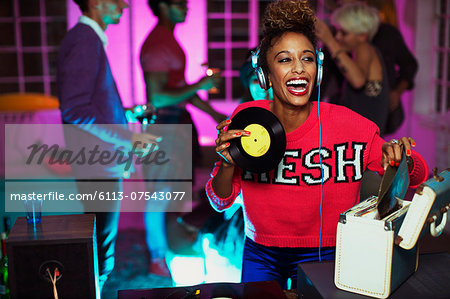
[297,252,450,298]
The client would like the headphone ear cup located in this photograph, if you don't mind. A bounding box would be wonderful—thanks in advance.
[251,47,269,90]
[316,50,324,86]
[317,63,323,86]
[255,67,269,90]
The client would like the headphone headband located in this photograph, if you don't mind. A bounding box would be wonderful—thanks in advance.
[251,48,260,69]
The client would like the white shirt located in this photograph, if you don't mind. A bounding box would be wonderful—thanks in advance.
[78,15,108,47]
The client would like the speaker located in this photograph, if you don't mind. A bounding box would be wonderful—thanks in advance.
[6,214,99,299]
[251,47,324,90]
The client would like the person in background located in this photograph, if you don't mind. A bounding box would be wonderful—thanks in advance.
[139,0,227,277]
[239,49,274,102]
[323,0,418,134]
[316,2,389,136]
[319,0,417,199]
[316,2,391,200]
[206,0,419,289]
[57,0,157,291]
[366,0,418,134]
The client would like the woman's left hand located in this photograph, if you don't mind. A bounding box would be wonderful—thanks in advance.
[381,137,416,169]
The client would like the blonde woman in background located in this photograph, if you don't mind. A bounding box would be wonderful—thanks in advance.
[316,2,390,135]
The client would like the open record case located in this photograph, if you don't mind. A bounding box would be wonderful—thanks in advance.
[334,168,449,298]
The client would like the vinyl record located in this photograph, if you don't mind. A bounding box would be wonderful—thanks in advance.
[228,107,286,173]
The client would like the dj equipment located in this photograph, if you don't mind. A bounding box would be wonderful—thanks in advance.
[334,155,443,298]
[335,197,417,298]
[251,47,324,90]
[6,214,99,299]
[316,50,324,86]
[251,48,269,90]
[118,280,286,299]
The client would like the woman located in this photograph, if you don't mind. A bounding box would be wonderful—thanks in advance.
[316,2,390,135]
[206,0,416,289]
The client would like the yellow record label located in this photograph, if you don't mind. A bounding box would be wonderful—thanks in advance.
[241,124,271,157]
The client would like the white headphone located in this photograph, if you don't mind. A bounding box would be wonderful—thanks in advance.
[251,48,324,90]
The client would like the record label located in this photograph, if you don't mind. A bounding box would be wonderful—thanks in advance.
[241,124,270,157]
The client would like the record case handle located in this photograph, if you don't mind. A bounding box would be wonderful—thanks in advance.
[428,208,448,237]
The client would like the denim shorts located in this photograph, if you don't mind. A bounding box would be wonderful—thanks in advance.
[241,237,335,289]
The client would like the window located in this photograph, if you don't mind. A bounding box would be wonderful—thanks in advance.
[0,0,67,96]
[206,0,272,102]
[434,0,450,113]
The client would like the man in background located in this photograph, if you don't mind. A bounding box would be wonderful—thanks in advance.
[57,0,157,291]
[140,0,226,276]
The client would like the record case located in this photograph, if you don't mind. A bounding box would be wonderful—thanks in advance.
[334,197,417,299]
[334,169,450,298]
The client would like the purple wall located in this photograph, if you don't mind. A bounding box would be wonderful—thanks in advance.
[385,0,436,172]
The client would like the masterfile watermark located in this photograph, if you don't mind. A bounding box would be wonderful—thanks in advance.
[5,123,193,212]
[26,141,169,172]
[5,123,192,180]
[6,181,193,212]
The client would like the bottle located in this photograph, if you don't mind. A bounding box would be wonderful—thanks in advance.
[0,233,10,298]
[2,218,10,237]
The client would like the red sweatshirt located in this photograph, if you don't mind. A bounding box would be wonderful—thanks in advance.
[206,100,387,248]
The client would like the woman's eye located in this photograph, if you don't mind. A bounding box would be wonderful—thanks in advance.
[303,56,314,62]
[278,57,291,63]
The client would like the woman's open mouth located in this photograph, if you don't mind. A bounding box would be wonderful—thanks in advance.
[286,78,309,96]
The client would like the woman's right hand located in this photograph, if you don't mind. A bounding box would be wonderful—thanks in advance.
[215,118,250,167]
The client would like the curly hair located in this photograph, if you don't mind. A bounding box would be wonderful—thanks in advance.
[259,0,317,76]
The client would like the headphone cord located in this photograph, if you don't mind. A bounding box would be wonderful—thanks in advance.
[317,80,324,262]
